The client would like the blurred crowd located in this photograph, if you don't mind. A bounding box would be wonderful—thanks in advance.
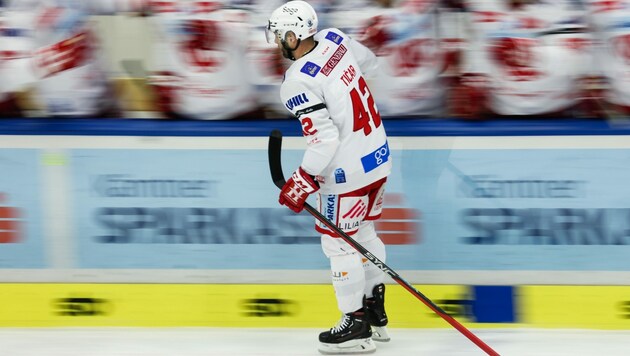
[0,0,629,121]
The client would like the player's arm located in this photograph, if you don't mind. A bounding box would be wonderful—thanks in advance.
[277,79,339,212]
[281,79,339,176]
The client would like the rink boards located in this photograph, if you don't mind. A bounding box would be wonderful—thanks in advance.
[1,119,630,329]
[0,283,629,329]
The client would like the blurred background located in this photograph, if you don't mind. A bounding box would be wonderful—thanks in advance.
[2,0,630,351]
[0,0,625,121]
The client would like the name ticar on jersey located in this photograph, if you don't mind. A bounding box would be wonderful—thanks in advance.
[285,93,310,110]
[340,65,357,87]
[301,61,321,77]
[325,31,343,45]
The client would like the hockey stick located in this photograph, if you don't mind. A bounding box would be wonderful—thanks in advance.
[268,130,500,356]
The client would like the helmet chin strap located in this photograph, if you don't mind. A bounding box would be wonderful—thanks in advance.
[281,39,301,61]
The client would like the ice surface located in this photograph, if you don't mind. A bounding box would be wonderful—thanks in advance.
[0,327,629,356]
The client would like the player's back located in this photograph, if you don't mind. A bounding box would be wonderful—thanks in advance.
[282,28,391,194]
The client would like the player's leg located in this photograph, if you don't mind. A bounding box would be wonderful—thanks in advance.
[356,179,390,342]
[318,193,376,354]
[318,249,374,354]
[359,231,390,342]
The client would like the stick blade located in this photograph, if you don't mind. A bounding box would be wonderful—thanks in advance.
[268,130,286,189]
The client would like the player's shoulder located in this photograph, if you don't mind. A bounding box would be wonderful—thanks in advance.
[314,27,350,46]
[283,28,352,81]
[281,67,312,98]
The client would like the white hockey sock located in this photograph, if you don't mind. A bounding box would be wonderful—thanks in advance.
[361,237,386,298]
[329,253,366,314]
[353,221,387,298]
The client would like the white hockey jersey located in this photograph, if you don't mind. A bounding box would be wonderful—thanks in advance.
[147,0,257,120]
[0,0,122,116]
[281,28,392,195]
[463,0,591,116]
[330,0,446,117]
[584,0,630,108]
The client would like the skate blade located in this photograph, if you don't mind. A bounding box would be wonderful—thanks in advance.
[371,326,390,342]
[318,337,376,355]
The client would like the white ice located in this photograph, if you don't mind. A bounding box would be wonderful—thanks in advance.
[0,328,629,356]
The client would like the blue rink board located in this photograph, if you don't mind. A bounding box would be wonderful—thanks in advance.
[0,117,629,136]
[3,117,630,271]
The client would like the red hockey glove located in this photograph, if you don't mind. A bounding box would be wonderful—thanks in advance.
[279,167,319,213]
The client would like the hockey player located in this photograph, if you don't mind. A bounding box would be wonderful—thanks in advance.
[455,0,592,119]
[267,1,391,354]
[330,0,447,118]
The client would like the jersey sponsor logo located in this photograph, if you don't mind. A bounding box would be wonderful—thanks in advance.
[361,141,389,173]
[325,31,343,45]
[343,200,367,219]
[285,93,310,110]
[321,44,347,76]
[300,61,321,77]
[324,194,338,222]
[332,270,349,282]
[334,168,346,184]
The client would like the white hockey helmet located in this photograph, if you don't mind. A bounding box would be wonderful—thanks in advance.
[265,1,318,44]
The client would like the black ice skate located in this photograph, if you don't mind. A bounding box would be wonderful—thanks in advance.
[365,283,390,342]
[318,309,375,355]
